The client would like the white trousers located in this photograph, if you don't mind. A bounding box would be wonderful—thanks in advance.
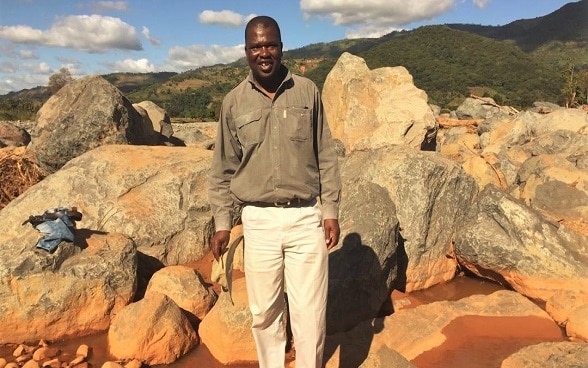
[242,202,328,368]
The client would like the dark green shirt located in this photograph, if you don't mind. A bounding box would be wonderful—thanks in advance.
[208,67,341,231]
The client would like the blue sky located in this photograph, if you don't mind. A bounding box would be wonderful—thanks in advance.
[0,0,576,94]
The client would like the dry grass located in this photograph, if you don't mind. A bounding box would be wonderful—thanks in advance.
[0,147,45,210]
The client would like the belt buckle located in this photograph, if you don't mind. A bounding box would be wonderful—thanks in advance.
[274,200,291,208]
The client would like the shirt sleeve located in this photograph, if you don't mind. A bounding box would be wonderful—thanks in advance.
[208,99,242,231]
[314,86,342,220]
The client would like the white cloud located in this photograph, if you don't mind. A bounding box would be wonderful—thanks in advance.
[86,1,128,12]
[0,15,142,52]
[198,10,256,28]
[301,0,456,37]
[24,61,52,75]
[473,0,490,9]
[346,25,399,39]
[109,58,156,73]
[164,44,244,71]
[18,49,39,59]
[142,26,161,46]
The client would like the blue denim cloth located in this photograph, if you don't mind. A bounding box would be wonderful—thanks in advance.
[35,215,75,253]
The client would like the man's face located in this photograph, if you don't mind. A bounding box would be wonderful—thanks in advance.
[245,24,283,85]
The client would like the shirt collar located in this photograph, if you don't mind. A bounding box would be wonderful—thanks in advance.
[247,64,293,92]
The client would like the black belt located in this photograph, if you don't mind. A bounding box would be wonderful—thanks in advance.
[246,198,316,208]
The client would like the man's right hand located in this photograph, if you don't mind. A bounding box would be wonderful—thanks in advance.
[211,230,231,261]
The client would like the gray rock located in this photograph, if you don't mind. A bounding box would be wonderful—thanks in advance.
[455,184,588,301]
[29,75,158,173]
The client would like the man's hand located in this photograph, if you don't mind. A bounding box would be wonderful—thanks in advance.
[323,219,340,249]
[211,230,231,261]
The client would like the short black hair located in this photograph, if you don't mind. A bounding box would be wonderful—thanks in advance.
[245,15,281,42]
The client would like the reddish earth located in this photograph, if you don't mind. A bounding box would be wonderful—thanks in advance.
[0,254,566,368]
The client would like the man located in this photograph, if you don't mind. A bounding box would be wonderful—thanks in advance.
[208,15,341,368]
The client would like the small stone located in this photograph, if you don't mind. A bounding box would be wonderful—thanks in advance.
[70,362,90,368]
[12,345,25,357]
[124,359,143,368]
[22,359,40,368]
[69,355,85,366]
[101,362,125,368]
[0,357,7,368]
[15,354,32,363]
[41,358,61,368]
[75,344,90,359]
[33,347,61,361]
[5,363,19,368]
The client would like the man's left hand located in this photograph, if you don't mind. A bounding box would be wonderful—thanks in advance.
[323,219,340,249]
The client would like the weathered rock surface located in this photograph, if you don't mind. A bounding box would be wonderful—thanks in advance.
[0,232,136,343]
[501,341,588,368]
[455,185,588,302]
[340,145,478,292]
[145,265,217,325]
[323,52,436,152]
[330,178,399,334]
[0,144,213,266]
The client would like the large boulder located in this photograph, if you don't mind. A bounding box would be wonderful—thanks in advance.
[0,145,213,266]
[339,145,478,292]
[329,178,399,334]
[0,232,137,343]
[322,52,436,152]
[455,185,588,302]
[29,75,157,173]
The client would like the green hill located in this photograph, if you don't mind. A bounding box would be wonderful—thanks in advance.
[360,25,564,108]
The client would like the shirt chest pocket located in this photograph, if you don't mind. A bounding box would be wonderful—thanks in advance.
[282,107,312,142]
[235,110,264,146]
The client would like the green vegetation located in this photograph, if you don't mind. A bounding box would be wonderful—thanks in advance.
[361,25,565,109]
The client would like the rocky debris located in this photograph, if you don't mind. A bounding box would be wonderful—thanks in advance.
[455,95,517,120]
[323,52,437,152]
[0,341,91,368]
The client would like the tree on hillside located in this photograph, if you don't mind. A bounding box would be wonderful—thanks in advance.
[48,68,74,94]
